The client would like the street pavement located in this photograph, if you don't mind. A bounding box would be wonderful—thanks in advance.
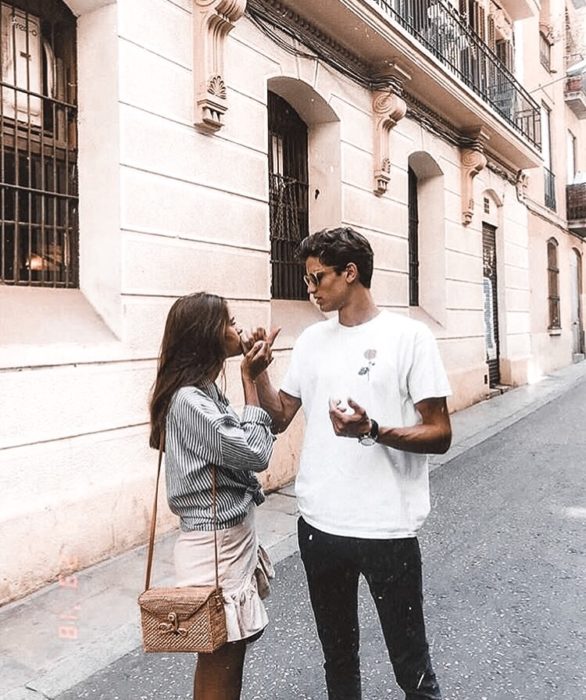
[2,361,586,699]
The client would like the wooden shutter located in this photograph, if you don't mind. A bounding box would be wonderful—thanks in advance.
[488,14,496,51]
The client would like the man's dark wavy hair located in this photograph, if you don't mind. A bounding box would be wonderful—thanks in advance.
[297,227,374,288]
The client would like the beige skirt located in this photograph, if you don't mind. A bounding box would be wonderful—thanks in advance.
[174,507,274,643]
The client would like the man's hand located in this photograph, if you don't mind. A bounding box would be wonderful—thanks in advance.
[328,397,371,438]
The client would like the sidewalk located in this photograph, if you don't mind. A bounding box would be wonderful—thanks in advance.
[3,361,586,700]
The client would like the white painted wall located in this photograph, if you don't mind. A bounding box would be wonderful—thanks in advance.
[0,0,583,603]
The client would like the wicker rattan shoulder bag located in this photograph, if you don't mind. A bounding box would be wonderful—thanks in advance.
[138,448,228,653]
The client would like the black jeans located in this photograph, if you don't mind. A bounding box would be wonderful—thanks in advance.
[298,517,441,700]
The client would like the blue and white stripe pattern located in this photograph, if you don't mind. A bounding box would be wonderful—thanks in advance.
[164,382,275,531]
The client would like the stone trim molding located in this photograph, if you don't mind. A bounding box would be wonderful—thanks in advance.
[193,0,246,133]
[460,130,489,225]
[372,88,407,196]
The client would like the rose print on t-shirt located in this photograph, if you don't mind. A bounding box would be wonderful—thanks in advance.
[358,348,377,380]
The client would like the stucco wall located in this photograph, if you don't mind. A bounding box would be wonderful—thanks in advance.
[1,0,584,604]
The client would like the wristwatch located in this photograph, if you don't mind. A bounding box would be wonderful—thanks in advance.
[358,419,379,446]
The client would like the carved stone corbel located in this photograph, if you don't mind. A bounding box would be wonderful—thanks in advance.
[515,170,529,201]
[460,131,489,225]
[193,0,246,133]
[372,89,407,196]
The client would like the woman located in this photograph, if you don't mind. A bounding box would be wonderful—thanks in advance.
[149,292,277,700]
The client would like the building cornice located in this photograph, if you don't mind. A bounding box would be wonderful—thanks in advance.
[246,0,371,81]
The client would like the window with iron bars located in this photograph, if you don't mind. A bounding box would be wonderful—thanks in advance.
[547,238,560,330]
[408,166,419,307]
[539,31,552,72]
[268,91,309,301]
[1,0,78,288]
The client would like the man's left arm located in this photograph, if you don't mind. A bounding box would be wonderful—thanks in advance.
[376,396,451,454]
[329,396,452,454]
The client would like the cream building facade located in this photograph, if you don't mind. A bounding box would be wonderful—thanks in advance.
[0,0,585,603]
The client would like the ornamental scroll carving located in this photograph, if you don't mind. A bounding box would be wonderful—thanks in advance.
[193,0,246,133]
[372,89,407,196]
[515,170,529,201]
[460,146,487,225]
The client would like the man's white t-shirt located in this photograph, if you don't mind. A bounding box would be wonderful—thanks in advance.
[281,310,451,539]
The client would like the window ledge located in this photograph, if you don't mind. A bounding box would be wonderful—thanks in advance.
[548,327,562,336]
[0,286,125,369]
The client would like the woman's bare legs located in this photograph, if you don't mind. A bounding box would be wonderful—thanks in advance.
[193,641,247,700]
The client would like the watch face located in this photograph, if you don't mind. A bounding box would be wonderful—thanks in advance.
[359,435,376,447]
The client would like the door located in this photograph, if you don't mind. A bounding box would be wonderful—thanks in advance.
[482,223,500,386]
[570,250,584,356]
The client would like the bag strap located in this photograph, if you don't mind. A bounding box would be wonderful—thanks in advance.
[144,442,220,592]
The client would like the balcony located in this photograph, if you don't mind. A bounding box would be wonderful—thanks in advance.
[567,183,586,237]
[257,0,542,169]
[565,75,586,119]
[370,0,541,148]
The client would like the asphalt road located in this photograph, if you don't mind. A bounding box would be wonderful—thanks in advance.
[58,380,586,699]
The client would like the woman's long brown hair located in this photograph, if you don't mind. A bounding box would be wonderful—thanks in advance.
[149,292,230,450]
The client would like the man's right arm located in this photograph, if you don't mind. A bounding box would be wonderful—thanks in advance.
[254,371,301,434]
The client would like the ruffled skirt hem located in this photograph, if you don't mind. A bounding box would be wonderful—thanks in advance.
[174,508,274,643]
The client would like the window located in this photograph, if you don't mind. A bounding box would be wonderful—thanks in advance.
[547,238,560,330]
[495,39,514,73]
[539,31,551,72]
[567,130,577,185]
[1,0,78,287]
[267,91,308,300]
[408,166,419,306]
[459,0,486,39]
[541,103,556,211]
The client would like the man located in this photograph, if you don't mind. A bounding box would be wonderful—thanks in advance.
[255,226,452,700]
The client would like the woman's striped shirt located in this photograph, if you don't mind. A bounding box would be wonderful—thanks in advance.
[164,382,275,531]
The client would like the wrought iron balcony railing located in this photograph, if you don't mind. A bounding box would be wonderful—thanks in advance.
[370,0,542,149]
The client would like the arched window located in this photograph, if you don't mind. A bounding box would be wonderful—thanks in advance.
[408,166,419,307]
[547,238,560,329]
[1,0,78,287]
[267,91,309,300]
[407,151,445,324]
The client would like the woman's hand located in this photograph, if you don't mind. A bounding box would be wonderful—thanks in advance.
[241,329,280,381]
[240,327,268,354]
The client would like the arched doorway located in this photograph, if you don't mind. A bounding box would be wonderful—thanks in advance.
[480,190,504,387]
[570,249,584,358]
[482,222,500,386]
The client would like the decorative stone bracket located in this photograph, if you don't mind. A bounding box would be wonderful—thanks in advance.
[515,170,529,201]
[460,131,489,225]
[193,0,246,133]
[372,89,407,196]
